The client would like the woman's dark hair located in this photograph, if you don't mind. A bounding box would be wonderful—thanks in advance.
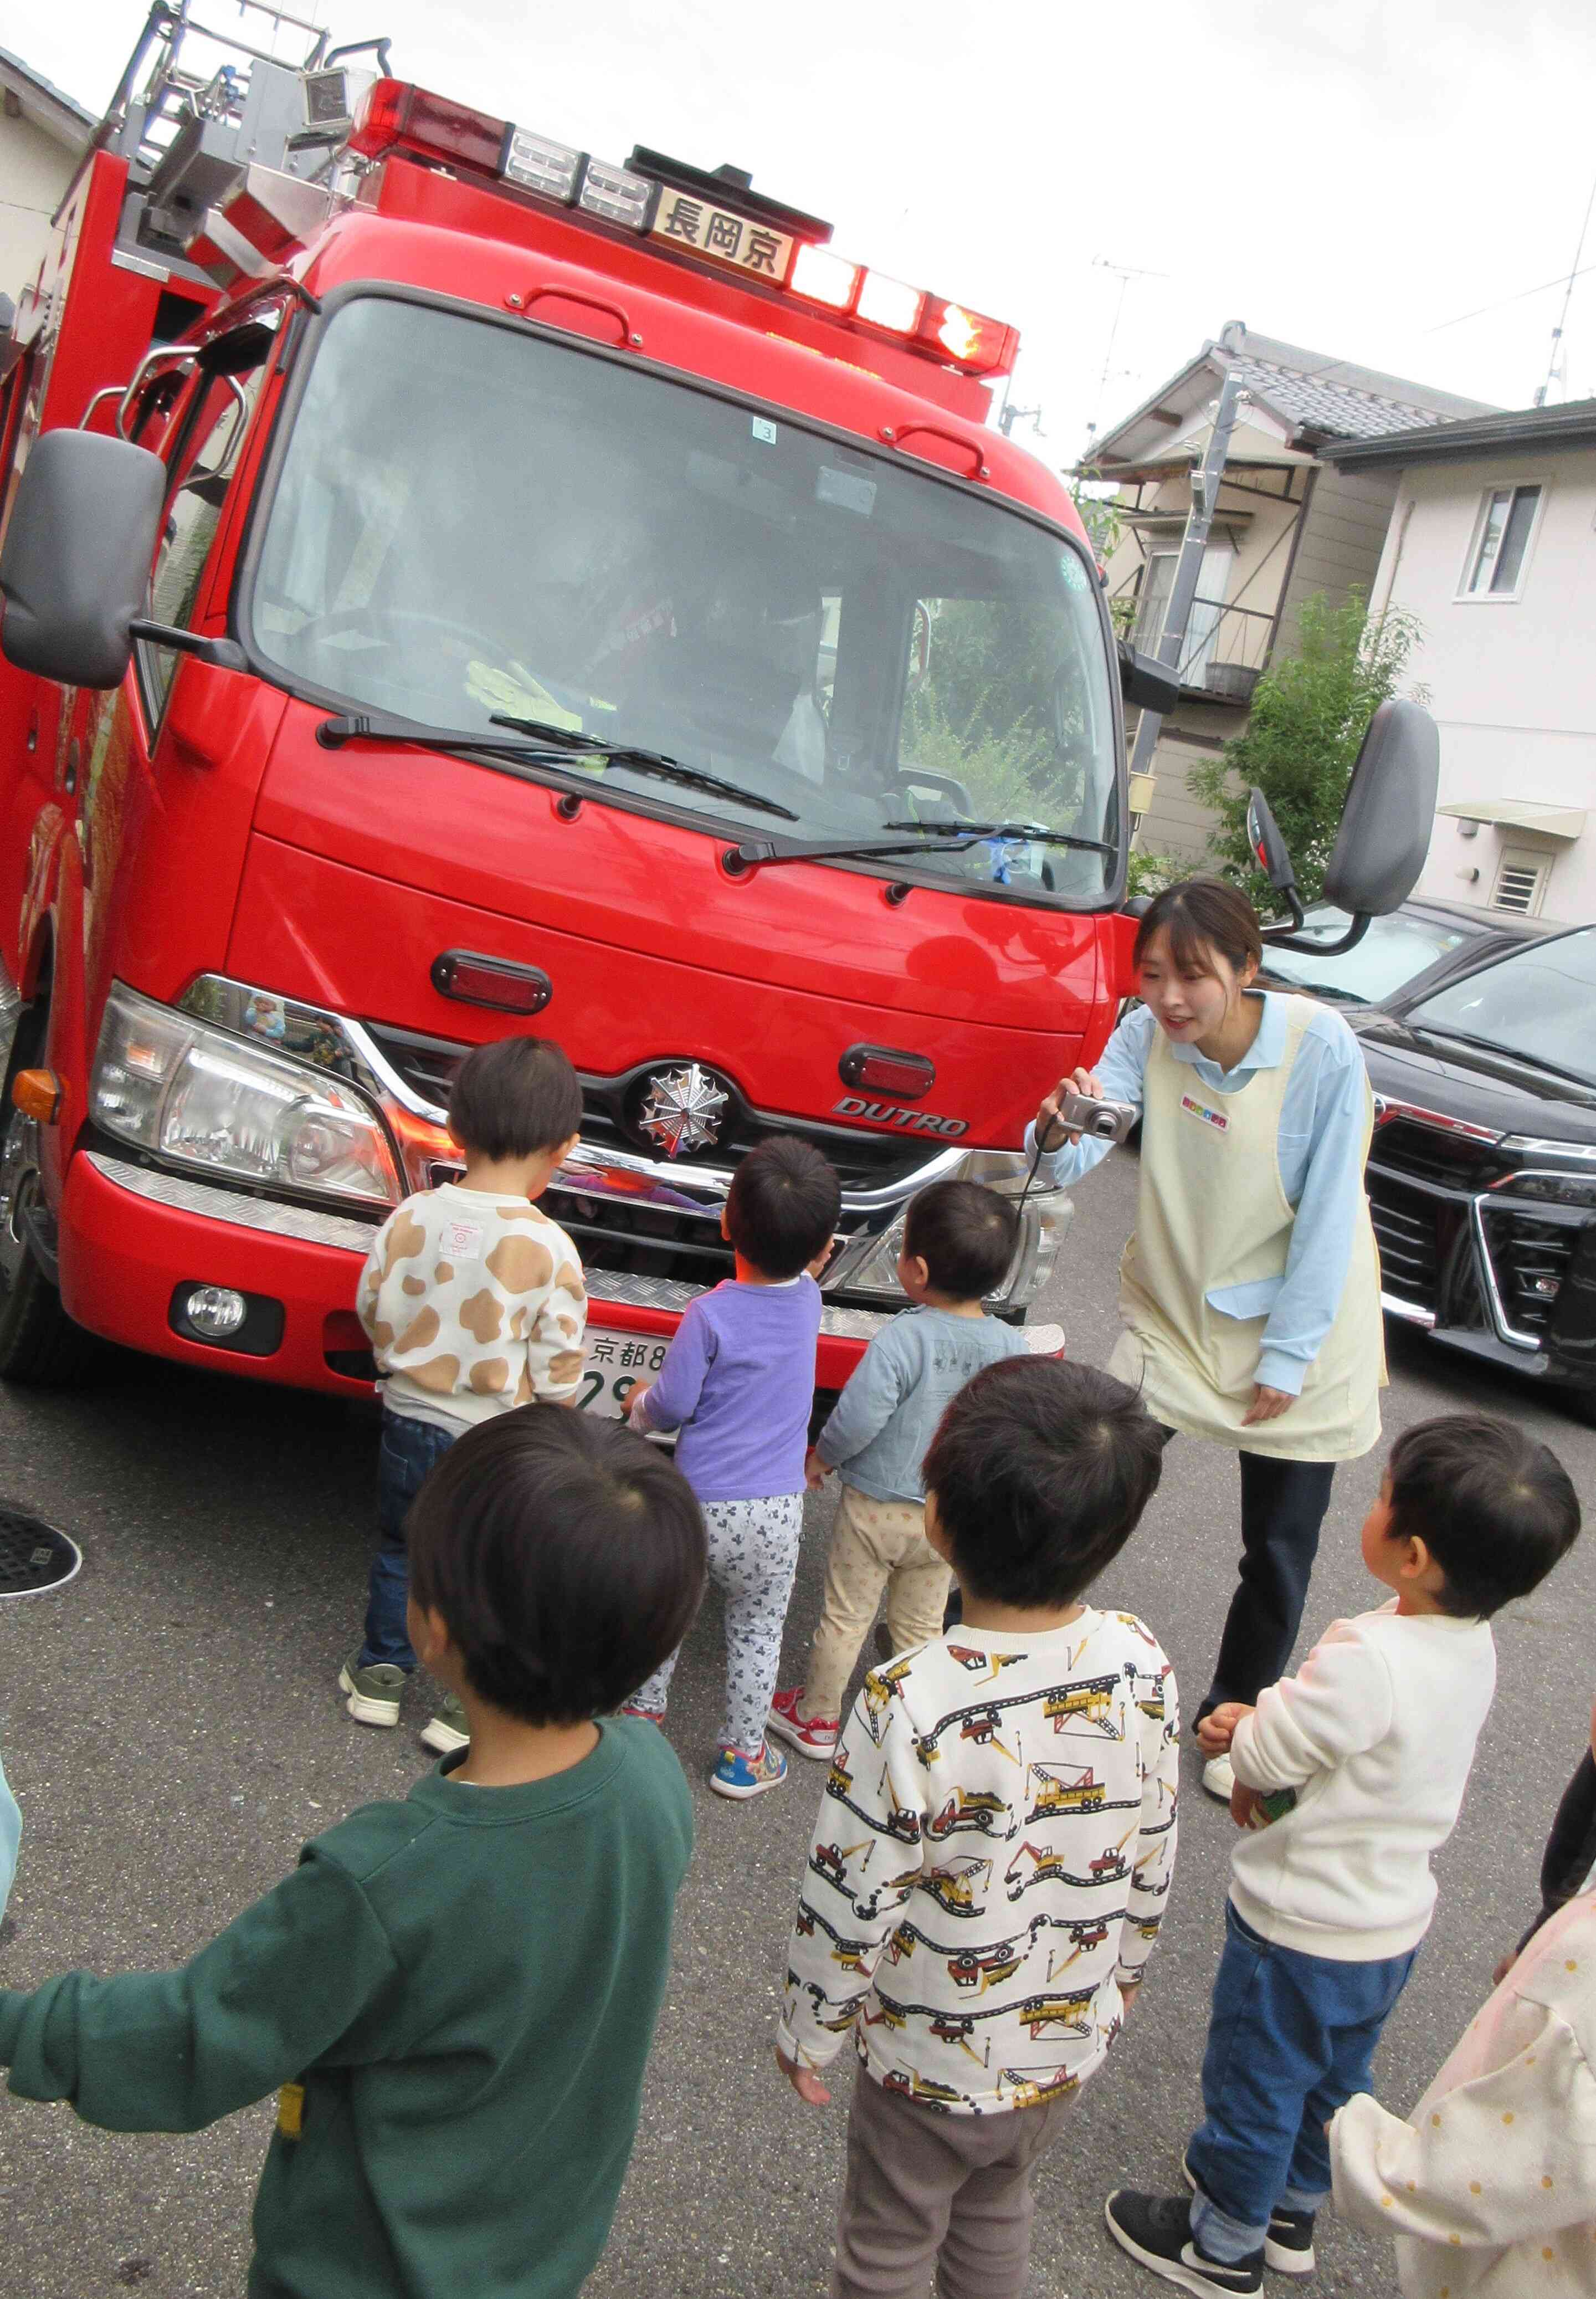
[923,1356,1165,1610]
[407,1409,707,1723]
[448,1034,583,1162]
[905,1179,1019,1302]
[1132,876,1263,980]
[725,1136,841,1280]
[1385,1413,1580,1619]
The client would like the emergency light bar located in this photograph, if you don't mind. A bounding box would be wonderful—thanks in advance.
[346,78,1019,378]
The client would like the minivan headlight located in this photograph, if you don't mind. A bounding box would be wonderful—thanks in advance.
[91,982,402,1207]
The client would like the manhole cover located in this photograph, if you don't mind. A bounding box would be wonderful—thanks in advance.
[0,1507,81,1599]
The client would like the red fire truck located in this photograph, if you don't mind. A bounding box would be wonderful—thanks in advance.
[0,4,1430,1405]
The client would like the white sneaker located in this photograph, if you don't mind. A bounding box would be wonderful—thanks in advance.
[1202,1753,1236,1801]
[1022,1322,1066,1356]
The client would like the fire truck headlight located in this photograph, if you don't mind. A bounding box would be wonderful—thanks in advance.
[825,1156,1071,1314]
[91,983,402,1209]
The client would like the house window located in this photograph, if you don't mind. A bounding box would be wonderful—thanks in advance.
[1461,484,1542,598]
[1490,847,1552,916]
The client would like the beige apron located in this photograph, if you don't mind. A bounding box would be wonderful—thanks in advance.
[1106,996,1385,1462]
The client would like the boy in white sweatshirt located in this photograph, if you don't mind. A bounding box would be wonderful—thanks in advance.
[1105,1413,1580,2296]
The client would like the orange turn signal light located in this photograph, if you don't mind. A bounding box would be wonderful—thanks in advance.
[12,1068,61,1123]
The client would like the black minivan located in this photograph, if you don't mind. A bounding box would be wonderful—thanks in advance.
[1352,926,1596,1419]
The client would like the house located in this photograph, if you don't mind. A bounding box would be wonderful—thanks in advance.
[1087,325,1492,861]
[0,47,94,305]
[1321,398,1596,923]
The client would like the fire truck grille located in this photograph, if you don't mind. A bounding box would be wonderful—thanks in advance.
[362,1021,944,1191]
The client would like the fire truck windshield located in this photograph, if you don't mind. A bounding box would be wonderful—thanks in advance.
[248,295,1121,905]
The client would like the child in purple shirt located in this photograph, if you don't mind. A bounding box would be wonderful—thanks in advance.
[625,1137,840,1801]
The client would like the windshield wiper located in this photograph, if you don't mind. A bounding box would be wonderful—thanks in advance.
[315,711,797,822]
[728,817,1115,872]
[487,713,797,820]
[882,816,1115,855]
[1408,1023,1596,1091]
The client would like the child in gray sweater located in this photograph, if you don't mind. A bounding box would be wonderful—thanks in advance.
[768,1180,1043,1760]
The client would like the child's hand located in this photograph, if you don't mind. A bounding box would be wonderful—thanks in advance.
[1230,1781,1262,1831]
[804,1447,830,1492]
[625,1380,653,1431]
[774,2042,830,2105]
[1492,1949,1518,1988]
[1196,1702,1251,1755]
[1117,1978,1141,2020]
[806,1236,840,1281]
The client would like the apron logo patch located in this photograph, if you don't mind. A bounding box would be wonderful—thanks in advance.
[1179,1093,1229,1133]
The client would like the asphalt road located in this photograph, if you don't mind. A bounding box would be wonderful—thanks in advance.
[0,1144,1592,2298]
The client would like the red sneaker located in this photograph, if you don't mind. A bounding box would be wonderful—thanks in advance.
[767,1687,839,1760]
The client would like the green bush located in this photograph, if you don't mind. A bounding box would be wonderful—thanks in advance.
[1190,590,1426,908]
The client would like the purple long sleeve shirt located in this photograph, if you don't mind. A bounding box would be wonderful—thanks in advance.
[636,1277,822,1502]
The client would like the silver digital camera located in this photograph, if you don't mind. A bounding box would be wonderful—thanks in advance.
[1058,1090,1138,1145]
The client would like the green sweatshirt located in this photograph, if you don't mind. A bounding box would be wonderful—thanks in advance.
[0,1718,692,2299]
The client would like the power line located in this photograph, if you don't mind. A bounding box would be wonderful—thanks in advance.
[1426,259,1596,336]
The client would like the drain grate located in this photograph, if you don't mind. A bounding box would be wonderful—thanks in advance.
[0,1507,81,1599]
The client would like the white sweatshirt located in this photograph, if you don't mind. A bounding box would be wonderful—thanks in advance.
[1331,1893,1596,2296]
[1229,1599,1495,1960]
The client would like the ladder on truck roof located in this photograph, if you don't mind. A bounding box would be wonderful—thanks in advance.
[66,0,390,284]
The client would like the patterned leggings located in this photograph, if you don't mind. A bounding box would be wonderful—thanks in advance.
[632,1492,805,1754]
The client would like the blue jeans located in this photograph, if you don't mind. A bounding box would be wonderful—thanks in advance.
[1186,1903,1417,2262]
[357,1411,459,1670]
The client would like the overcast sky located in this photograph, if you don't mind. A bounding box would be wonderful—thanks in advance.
[22,0,1596,467]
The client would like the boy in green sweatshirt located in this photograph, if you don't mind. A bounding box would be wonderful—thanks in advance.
[0,1409,707,2299]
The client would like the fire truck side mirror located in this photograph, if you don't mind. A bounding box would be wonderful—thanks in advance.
[0,429,165,689]
[1259,698,1441,958]
[1322,698,1440,916]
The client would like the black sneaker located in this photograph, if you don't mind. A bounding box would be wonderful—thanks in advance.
[1179,2150,1315,2278]
[1264,2205,1316,2276]
[1104,2189,1264,2295]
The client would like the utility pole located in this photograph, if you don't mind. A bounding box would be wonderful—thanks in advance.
[1127,326,1248,782]
[998,402,1044,439]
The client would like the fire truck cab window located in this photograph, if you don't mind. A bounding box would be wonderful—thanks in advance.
[140,344,273,722]
[249,296,1119,905]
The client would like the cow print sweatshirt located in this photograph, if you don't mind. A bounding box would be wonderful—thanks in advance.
[357,1182,588,1431]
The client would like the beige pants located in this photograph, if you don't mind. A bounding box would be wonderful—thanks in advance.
[802,1485,950,1722]
[833,2065,1077,2299]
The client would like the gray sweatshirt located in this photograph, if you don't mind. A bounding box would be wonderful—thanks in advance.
[815,1305,1032,1503]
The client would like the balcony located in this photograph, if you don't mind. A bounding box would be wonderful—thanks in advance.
[1112,585,1276,707]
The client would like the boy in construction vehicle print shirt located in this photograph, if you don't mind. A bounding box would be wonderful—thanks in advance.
[777,1358,1176,2299]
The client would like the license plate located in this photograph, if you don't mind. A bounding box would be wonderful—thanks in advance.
[576,1327,671,1417]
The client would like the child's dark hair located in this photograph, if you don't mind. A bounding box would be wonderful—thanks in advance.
[725,1136,841,1281]
[448,1034,583,1162]
[905,1179,1018,1302]
[1132,875,1263,980]
[407,1410,707,1723]
[1386,1413,1580,1618]
[923,1356,1164,1609]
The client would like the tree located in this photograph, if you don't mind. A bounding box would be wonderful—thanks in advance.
[1189,590,1426,908]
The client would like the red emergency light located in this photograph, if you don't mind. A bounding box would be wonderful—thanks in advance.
[346,79,1020,379]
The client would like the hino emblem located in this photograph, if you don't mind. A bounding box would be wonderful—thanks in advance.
[638,1064,729,1158]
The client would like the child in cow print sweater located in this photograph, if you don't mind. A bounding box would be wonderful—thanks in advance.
[342,1033,586,1754]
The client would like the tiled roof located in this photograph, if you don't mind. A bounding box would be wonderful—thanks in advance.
[1229,353,1450,440]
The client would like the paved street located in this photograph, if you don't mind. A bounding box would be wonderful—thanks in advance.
[0,1144,1590,2298]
